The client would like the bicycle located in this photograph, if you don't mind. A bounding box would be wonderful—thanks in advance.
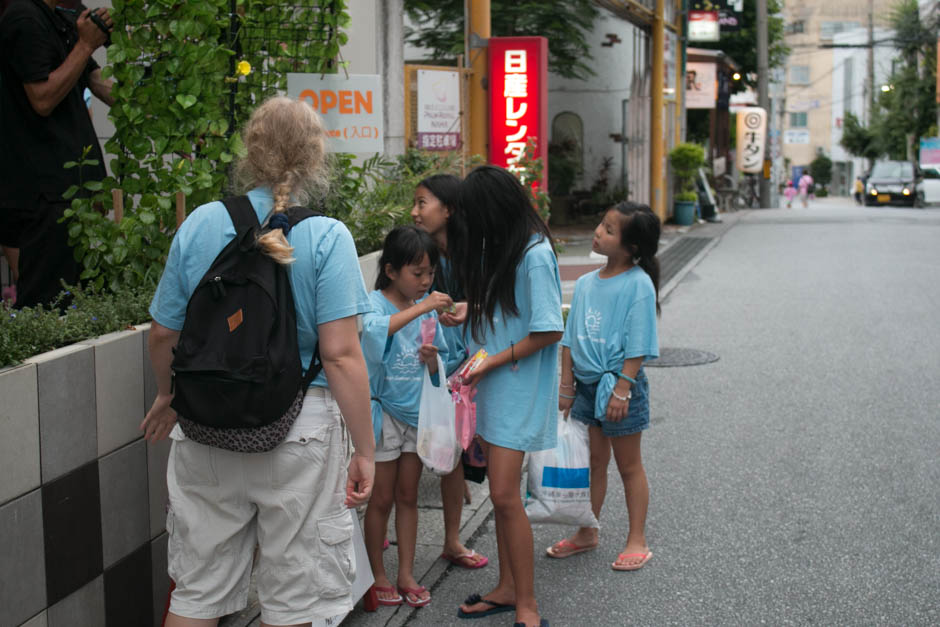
[714,173,760,211]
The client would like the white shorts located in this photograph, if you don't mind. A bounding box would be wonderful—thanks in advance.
[166,386,356,625]
[374,411,418,463]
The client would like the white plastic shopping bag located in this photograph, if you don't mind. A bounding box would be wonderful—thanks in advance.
[416,354,460,475]
[525,413,599,528]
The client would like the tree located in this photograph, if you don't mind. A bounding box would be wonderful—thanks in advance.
[840,112,879,161]
[692,0,788,91]
[403,0,599,80]
[809,153,832,188]
[839,0,937,162]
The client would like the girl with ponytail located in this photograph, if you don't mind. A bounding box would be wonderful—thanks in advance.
[549,201,660,573]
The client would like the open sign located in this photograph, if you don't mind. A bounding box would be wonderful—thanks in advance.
[287,73,384,153]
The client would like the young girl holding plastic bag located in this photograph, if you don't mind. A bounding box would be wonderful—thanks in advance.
[548,202,661,572]
[361,226,452,608]
[411,174,490,570]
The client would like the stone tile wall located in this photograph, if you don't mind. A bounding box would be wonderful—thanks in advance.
[0,325,170,627]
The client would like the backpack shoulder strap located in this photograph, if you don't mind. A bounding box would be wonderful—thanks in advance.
[284,205,324,229]
[221,195,261,232]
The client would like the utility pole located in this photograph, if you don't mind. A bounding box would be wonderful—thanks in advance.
[868,0,875,120]
[757,0,770,208]
[650,0,666,221]
[467,0,490,159]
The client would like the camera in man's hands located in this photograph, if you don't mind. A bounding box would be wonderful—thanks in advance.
[88,8,112,47]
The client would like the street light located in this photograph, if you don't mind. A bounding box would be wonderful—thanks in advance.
[732,72,742,81]
[881,84,893,92]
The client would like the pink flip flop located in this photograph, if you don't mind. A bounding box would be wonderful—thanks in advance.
[546,538,598,559]
[612,550,653,571]
[441,549,489,569]
[398,584,431,608]
[372,585,402,606]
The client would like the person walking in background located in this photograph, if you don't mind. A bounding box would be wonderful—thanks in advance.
[450,166,563,627]
[411,174,490,571]
[361,225,452,609]
[783,180,797,209]
[550,202,660,572]
[854,176,865,205]
[798,171,814,208]
[142,97,375,627]
[0,0,114,308]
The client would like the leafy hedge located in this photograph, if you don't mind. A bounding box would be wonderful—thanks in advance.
[1,286,153,368]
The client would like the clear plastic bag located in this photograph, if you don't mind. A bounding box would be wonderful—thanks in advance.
[416,354,460,475]
[525,413,599,528]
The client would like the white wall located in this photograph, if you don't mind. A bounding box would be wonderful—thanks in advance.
[548,10,645,193]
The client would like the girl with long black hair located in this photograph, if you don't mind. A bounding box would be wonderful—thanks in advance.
[449,166,563,627]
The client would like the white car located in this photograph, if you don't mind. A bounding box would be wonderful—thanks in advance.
[921,167,940,205]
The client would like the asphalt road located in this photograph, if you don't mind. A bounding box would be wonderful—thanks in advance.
[392,200,940,626]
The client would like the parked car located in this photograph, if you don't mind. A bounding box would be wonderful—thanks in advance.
[864,160,924,207]
[920,166,940,205]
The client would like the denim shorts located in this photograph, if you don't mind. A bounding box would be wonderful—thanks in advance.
[570,369,650,437]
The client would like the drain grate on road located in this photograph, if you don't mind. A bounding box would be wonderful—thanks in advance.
[645,347,719,367]
[659,237,713,286]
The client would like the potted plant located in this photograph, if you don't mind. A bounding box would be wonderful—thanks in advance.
[669,142,705,226]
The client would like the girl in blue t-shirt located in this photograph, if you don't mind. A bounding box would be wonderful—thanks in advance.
[362,225,453,608]
[448,166,563,627]
[411,174,490,571]
[549,201,661,573]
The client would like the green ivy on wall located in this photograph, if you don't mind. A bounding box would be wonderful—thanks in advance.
[64,0,349,292]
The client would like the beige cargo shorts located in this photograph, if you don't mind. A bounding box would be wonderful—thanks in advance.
[166,386,356,625]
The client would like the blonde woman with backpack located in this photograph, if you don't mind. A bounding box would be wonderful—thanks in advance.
[142,97,375,627]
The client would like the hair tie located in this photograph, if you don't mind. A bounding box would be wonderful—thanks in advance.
[268,213,291,234]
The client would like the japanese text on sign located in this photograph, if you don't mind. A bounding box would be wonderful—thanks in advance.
[488,37,548,189]
[735,107,767,174]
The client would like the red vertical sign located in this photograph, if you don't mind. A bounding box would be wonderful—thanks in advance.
[488,37,549,190]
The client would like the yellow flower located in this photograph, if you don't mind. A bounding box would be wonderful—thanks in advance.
[236,60,251,76]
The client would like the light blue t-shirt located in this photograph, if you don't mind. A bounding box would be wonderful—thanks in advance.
[361,290,449,431]
[465,234,563,452]
[561,266,659,417]
[435,257,468,377]
[149,187,371,387]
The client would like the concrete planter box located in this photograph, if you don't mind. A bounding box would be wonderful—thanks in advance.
[1,251,378,626]
[0,324,170,627]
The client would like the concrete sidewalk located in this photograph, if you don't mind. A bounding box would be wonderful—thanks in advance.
[230,210,746,627]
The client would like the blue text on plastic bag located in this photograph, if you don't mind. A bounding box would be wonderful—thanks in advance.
[541,466,589,489]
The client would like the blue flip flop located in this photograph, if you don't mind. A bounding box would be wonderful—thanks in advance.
[456,593,516,619]
[513,620,549,627]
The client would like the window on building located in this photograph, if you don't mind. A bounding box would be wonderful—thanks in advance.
[843,58,854,115]
[820,21,861,40]
[790,112,808,128]
[790,66,810,85]
[551,111,584,183]
[785,21,805,35]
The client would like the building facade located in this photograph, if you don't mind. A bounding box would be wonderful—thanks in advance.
[781,0,893,183]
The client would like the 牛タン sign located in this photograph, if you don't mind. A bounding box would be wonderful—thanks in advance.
[736,107,767,174]
[288,73,383,153]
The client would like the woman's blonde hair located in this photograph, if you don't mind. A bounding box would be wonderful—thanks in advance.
[233,96,329,264]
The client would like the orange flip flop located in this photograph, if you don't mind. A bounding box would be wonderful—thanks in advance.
[612,550,653,571]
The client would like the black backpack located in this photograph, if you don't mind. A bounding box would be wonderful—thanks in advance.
[170,195,322,431]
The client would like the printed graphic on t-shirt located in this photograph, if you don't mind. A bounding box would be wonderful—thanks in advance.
[389,348,422,382]
[581,307,605,344]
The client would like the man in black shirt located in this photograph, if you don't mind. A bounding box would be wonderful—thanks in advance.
[0,0,113,308]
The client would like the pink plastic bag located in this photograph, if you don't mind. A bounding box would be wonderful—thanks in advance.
[419,317,436,345]
[451,382,477,451]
